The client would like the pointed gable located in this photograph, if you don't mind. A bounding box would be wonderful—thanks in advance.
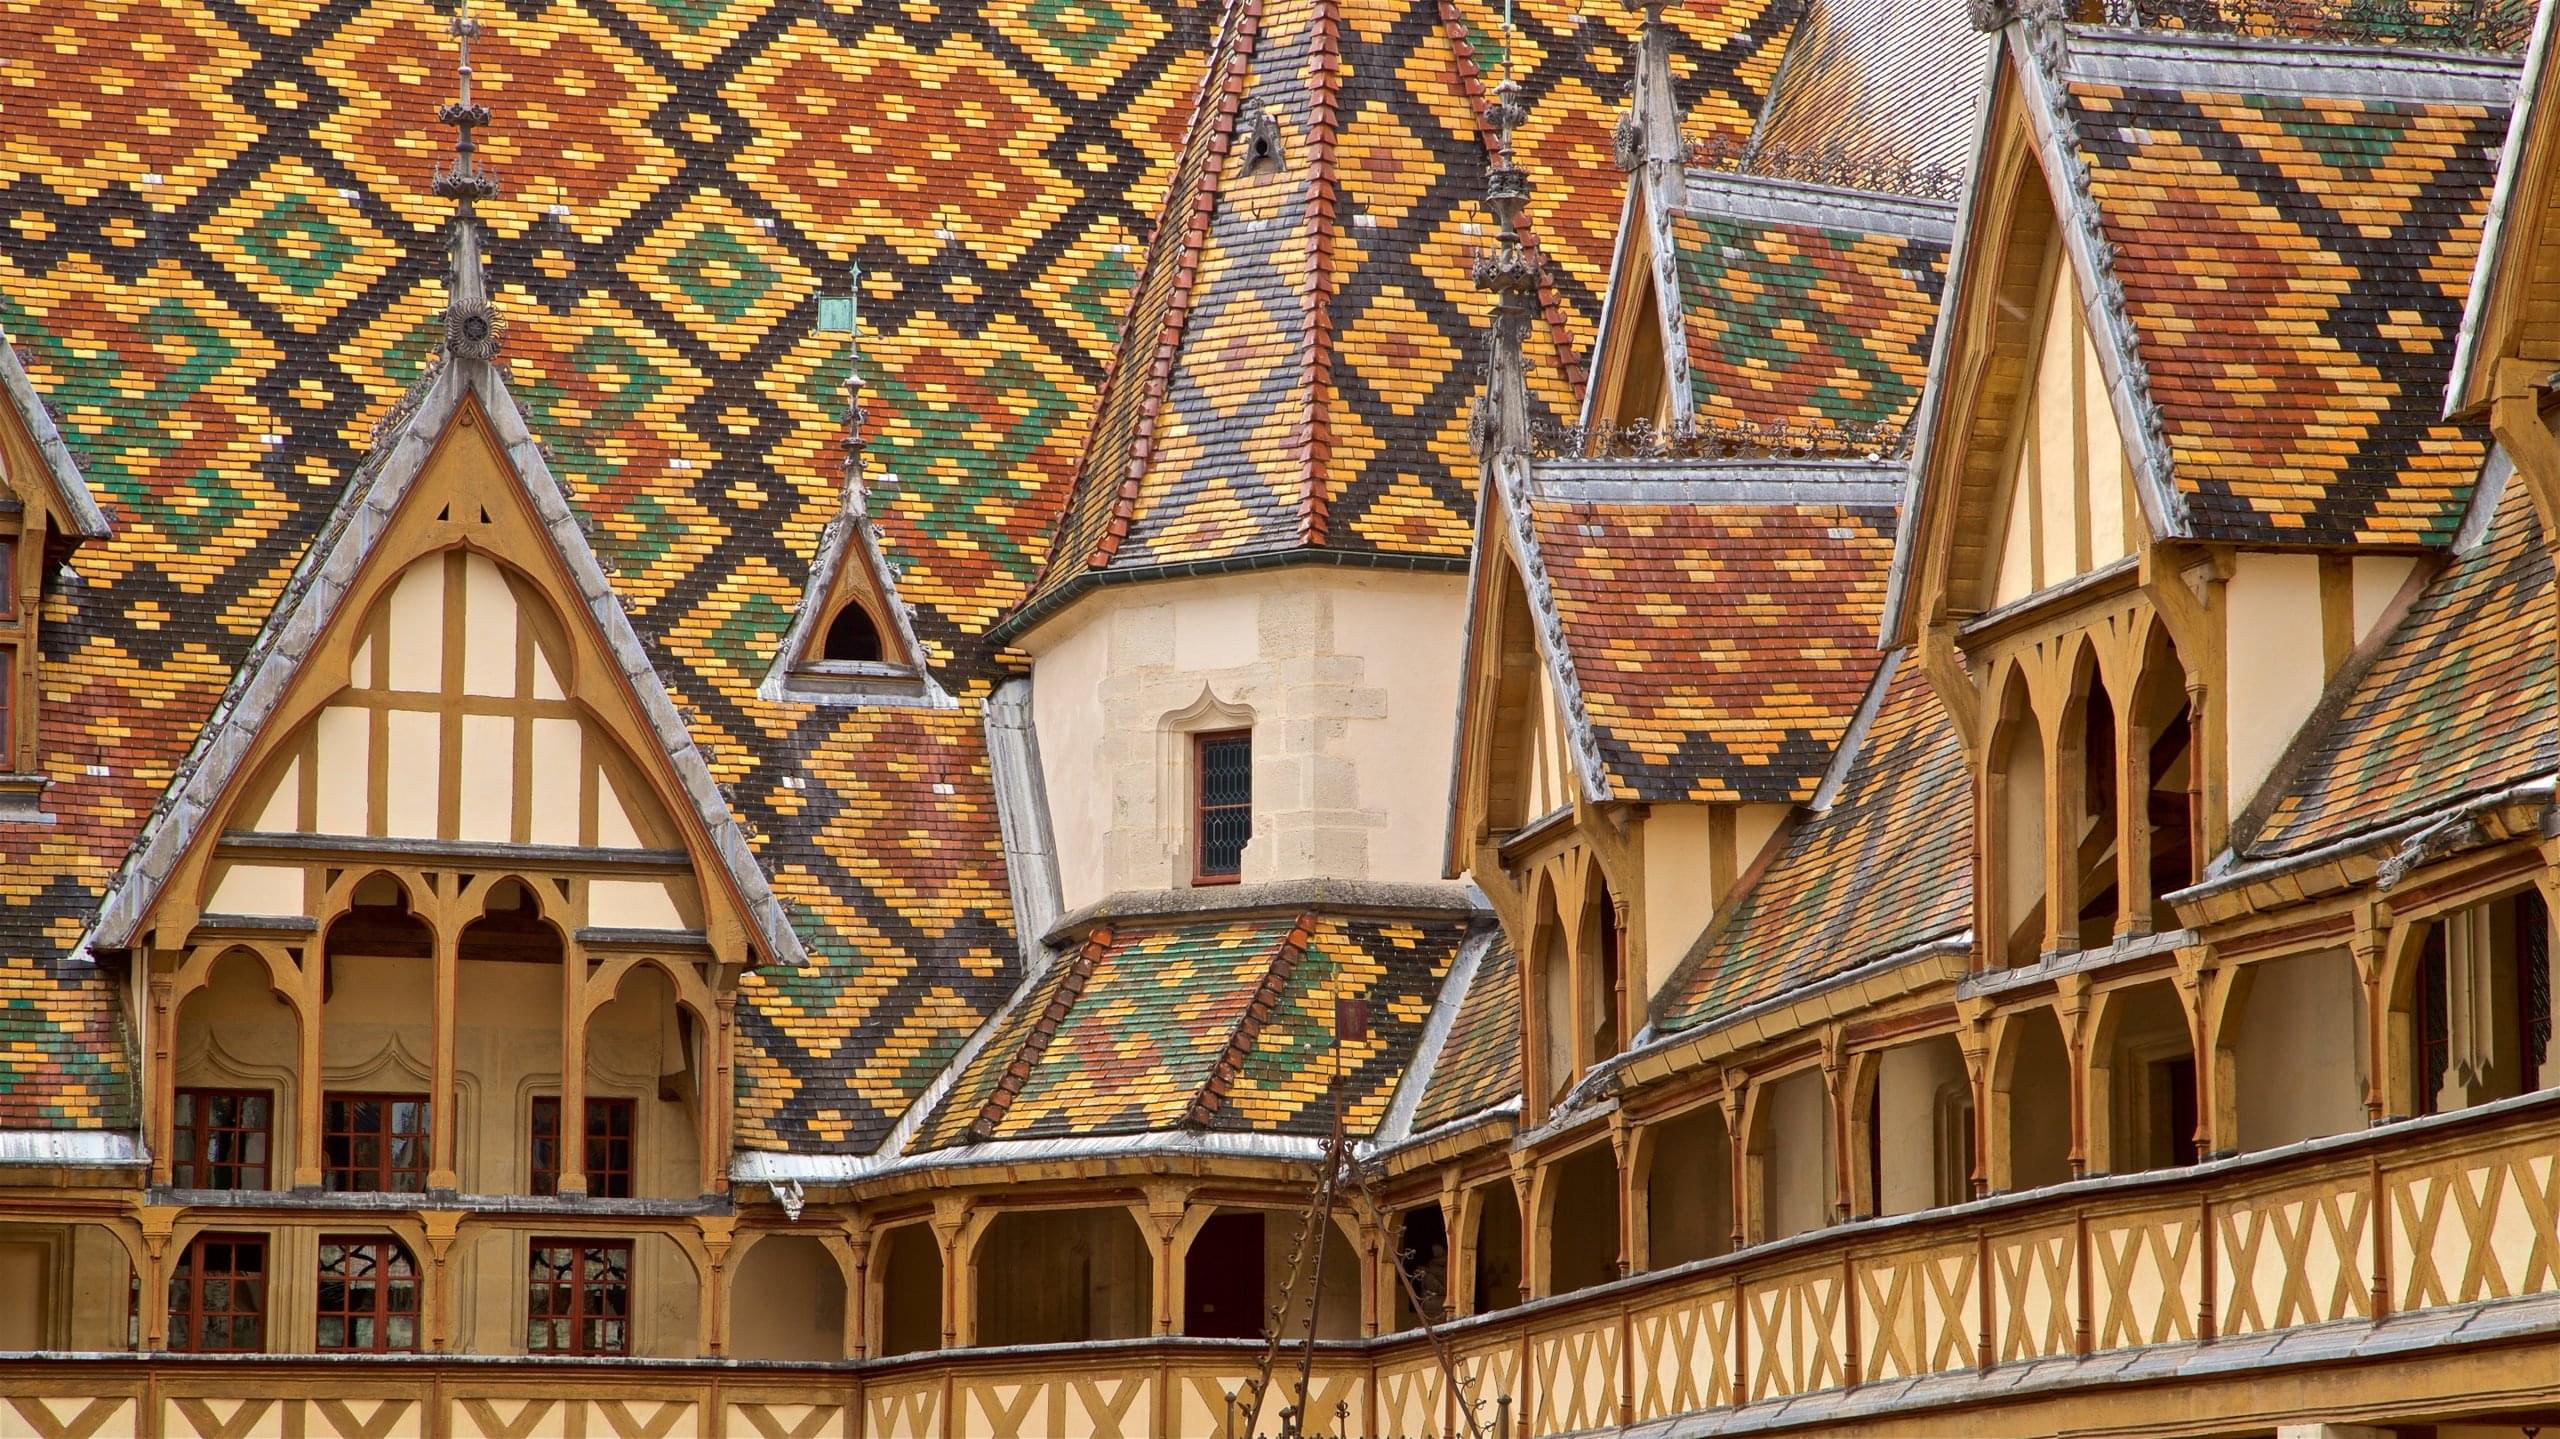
[89,356,798,968]
[1525,460,1899,804]
[2451,0,2560,415]
[1891,21,2514,643]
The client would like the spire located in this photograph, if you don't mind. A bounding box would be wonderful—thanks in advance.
[433,0,501,362]
[1472,77,1538,462]
[1615,0,1685,174]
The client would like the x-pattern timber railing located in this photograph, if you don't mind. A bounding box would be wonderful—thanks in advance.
[8,1094,2560,1437]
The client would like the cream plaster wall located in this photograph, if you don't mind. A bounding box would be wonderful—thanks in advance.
[730,1235,847,1361]
[1641,806,1714,1003]
[1023,568,1466,909]
[228,550,684,873]
[1644,1105,1732,1268]
[2223,552,2328,816]
[2235,948,2367,1152]
[1761,1069,1834,1241]
[1877,1037,1967,1217]
[1991,256,2137,610]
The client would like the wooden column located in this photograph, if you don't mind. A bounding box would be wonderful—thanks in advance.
[1608,1112,1636,1277]
[2060,978,2091,1181]
[146,966,176,1189]
[841,1220,873,1359]
[296,940,328,1189]
[708,984,737,1196]
[930,1196,970,1349]
[557,940,589,1198]
[2351,907,2389,1126]
[1507,1159,1534,1307]
[2114,683,2155,941]
[1823,1034,1852,1224]
[2042,699,2082,960]
[428,891,461,1192]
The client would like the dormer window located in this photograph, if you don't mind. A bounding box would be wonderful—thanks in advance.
[0,515,36,786]
[1193,729,1251,884]
[822,602,884,663]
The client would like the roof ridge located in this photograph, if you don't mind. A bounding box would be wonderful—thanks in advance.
[1299,0,1344,548]
[1087,0,1267,576]
[1185,913,1316,1128]
[967,923,1114,1143]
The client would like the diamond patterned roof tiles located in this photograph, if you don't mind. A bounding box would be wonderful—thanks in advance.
[1408,929,1517,1132]
[1668,200,1950,434]
[0,0,1790,1145]
[2061,36,2512,546]
[914,911,1468,1149]
[1528,494,1898,804]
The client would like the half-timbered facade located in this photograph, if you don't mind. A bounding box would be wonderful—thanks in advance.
[3,0,2559,1436]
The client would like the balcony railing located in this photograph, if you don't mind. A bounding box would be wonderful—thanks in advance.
[7,1093,2560,1438]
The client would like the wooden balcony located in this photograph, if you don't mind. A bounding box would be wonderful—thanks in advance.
[10,1094,2560,1437]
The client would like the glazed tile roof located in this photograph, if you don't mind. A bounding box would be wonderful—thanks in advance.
[1526,491,1898,804]
[1748,0,1993,175]
[1667,182,1951,436]
[2058,31,2512,546]
[913,911,1468,1148]
[1018,0,1759,616]
[2249,476,2555,856]
[1658,657,1970,1033]
[1408,931,1518,1132]
[0,0,1792,1146]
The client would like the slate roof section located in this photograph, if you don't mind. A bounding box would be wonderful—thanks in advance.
[1666,178,1952,436]
[1658,656,1971,1033]
[1749,0,1994,174]
[2249,475,2555,857]
[1409,930,1519,1132]
[914,911,1468,1149]
[1525,492,1898,804]
[2058,30,2513,546]
[0,0,1791,1145]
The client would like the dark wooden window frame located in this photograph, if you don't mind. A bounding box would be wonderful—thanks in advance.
[1191,728,1252,885]
[171,1087,273,1190]
[322,1091,432,1193]
[530,1095,638,1198]
[168,1232,267,1354]
[527,1238,633,1357]
[315,1236,421,1354]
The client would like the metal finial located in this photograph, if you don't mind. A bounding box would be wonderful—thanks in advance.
[434,0,501,361]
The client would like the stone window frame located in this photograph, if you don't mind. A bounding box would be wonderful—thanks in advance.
[1158,687,1257,889]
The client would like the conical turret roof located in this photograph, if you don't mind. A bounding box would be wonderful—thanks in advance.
[1014,0,1587,625]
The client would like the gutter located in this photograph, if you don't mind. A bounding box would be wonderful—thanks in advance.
[988,547,1469,648]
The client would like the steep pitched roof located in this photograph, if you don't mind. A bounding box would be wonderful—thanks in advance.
[2058,27,2512,546]
[1515,461,1900,805]
[84,333,801,969]
[1889,20,2516,644]
[1013,0,1611,626]
[1748,0,1995,174]
[0,0,1786,1146]
[1656,655,1970,1033]
[2247,473,2555,858]
[1408,929,1519,1132]
[912,910,1469,1149]
[1667,174,1953,436]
